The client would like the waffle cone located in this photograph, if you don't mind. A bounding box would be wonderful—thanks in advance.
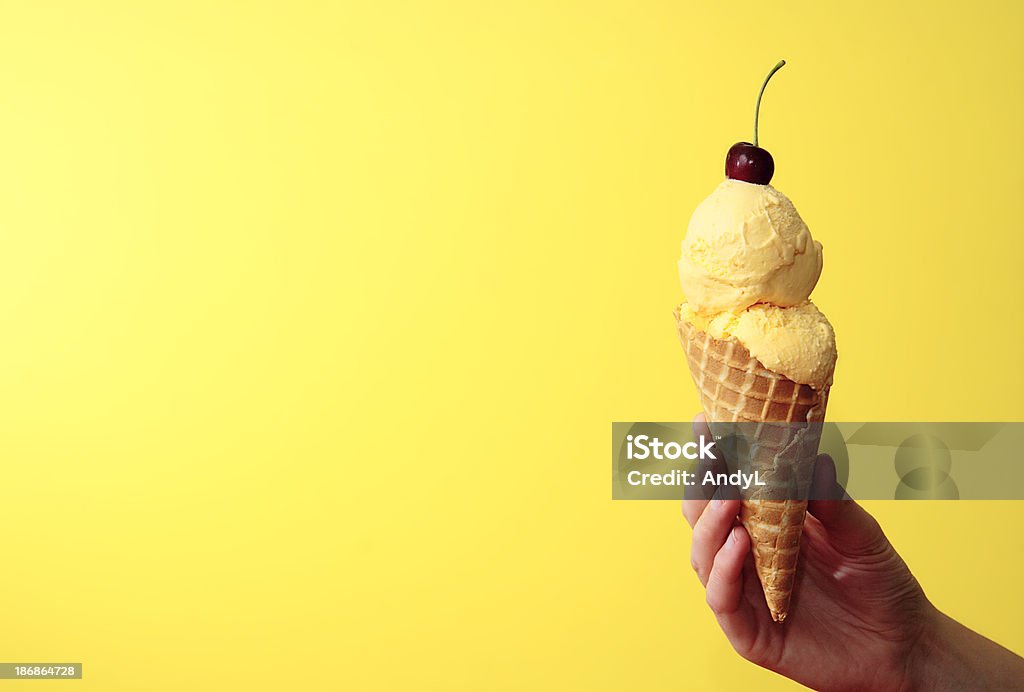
[674,309,830,623]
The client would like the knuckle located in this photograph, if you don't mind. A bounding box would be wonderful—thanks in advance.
[705,586,724,614]
[681,500,699,521]
[731,638,760,664]
[689,554,705,582]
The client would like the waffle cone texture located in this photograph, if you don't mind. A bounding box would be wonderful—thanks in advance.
[675,309,831,623]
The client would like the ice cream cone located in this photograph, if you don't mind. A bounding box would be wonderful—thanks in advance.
[675,310,830,622]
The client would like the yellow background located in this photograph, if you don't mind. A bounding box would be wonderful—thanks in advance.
[0,1,1021,689]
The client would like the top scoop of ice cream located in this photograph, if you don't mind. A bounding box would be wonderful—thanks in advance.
[678,179,822,314]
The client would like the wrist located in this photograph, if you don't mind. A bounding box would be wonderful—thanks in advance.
[901,603,945,692]
[902,603,1024,691]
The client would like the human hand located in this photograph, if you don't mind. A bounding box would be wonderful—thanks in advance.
[683,416,931,691]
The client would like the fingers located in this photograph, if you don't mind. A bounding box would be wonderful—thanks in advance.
[689,498,741,586]
[807,455,888,555]
[683,418,761,656]
[681,475,716,528]
[702,530,762,663]
[706,526,751,624]
[808,453,845,501]
[681,493,711,529]
[682,413,726,527]
[692,412,712,443]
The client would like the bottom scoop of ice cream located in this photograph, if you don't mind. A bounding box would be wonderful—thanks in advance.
[677,301,836,389]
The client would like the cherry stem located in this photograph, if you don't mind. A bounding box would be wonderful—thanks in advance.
[753,60,785,148]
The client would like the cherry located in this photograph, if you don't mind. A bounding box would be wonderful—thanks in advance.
[725,142,774,184]
[725,60,785,185]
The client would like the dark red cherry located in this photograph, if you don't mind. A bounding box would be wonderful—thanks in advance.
[725,60,785,186]
[726,142,774,184]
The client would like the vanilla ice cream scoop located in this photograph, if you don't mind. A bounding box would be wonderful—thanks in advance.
[678,179,822,314]
[677,301,836,388]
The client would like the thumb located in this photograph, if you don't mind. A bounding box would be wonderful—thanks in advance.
[807,454,888,555]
